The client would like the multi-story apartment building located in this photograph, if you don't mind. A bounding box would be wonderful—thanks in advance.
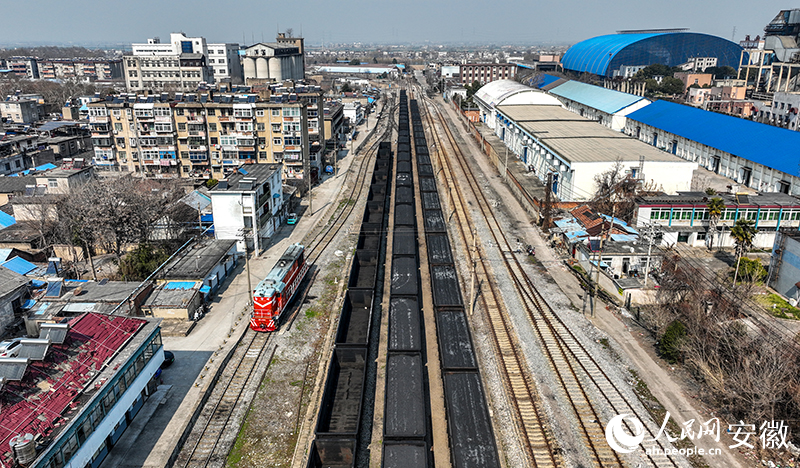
[1,97,41,124]
[207,43,243,84]
[6,57,38,79]
[39,59,122,81]
[87,85,316,182]
[124,33,215,92]
[459,63,517,86]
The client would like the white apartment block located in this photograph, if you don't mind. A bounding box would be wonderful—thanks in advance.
[124,33,214,92]
[207,43,243,84]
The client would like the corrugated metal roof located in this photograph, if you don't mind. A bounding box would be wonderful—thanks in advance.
[627,100,800,177]
[549,81,648,114]
[1,256,36,275]
[562,32,743,76]
[562,33,661,76]
[498,104,688,164]
[474,80,560,108]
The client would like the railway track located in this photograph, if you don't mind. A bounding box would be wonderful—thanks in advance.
[419,88,685,467]
[175,332,276,468]
[415,89,561,468]
[175,97,397,468]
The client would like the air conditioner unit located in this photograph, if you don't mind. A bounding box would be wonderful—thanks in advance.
[113,130,118,134]
[260,145,265,149]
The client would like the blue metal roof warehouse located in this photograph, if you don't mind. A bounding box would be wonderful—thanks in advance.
[627,100,800,177]
[562,32,743,77]
[549,81,648,115]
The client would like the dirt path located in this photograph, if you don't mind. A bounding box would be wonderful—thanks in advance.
[436,97,746,468]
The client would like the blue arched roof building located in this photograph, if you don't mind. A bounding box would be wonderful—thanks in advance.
[561,32,744,77]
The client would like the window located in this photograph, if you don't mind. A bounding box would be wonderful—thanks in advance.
[210,137,218,144]
[234,108,252,117]
[114,123,123,131]
[271,109,280,116]
[207,109,215,116]
[257,123,265,131]
[176,109,184,116]
[256,110,265,117]
[283,107,300,117]
[259,151,268,159]
[236,122,253,132]
[272,123,281,132]
[178,123,186,131]
[181,152,189,159]
[220,136,237,146]
[48,179,58,188]
[209,123,217,132]
[273,137,282,145]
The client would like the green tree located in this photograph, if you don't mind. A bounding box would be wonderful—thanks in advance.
[731,218,757,284]
[340,82,353,93]
[704,66,737,79]
[706,197,725,250]
[659,76,685,95]
[205,178,218,189]
[634,63,676,80]
[392,58,398,64]
[118,243,170,281]
[737,258,767,284]
[349,59,360,66]
[465,80,482,98]
[660,320,686,363]
[373,57,378,64]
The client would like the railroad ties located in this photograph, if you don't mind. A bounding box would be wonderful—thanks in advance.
[306,137,393,466]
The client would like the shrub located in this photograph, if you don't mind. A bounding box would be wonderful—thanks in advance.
[659,320,686,363]
[735,257,767,284]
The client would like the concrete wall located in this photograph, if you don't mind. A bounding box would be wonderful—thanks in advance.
[771,233,800,303]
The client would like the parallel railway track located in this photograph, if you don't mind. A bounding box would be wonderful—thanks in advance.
[175,96,397,468]
[417,87,684,468]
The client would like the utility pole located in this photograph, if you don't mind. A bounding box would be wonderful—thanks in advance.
[239,227,254,306]
[503,146,509,182]
[469,229,477,316]
[542,172,553,229]
[643,223,657,287]
[592,202,615,317]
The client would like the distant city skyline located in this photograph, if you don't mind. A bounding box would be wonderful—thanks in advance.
[0,0,791,48]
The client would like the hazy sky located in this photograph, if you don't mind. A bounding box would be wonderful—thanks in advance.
[0,0,792,47]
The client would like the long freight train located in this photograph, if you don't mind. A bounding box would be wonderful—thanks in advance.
[251,243,309,331]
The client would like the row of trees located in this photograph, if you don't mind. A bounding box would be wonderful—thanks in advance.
[0,77,111,108]
[35,176,191,280]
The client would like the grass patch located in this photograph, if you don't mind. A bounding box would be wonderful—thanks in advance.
[629,370,708,468]
[598,338,610,349]
[289,380,303,387]
[755,293,800,320]
[572,264,584,273]
[305,308,320,319]
[226,406,252,466]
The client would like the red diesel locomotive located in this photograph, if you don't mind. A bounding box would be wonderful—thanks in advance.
[251,243,309,331]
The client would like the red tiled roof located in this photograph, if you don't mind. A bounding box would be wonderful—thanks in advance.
[0,313,145,467]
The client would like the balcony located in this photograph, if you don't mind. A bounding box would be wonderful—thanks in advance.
[89,115,109,123]
[187,116,204,124]
[188,131,206,137]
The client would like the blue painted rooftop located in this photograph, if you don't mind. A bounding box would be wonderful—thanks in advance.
[627,100,800,177]
[562,32,743,77]
[163,281,197,290]
[1,256,37,275]
[0,211,16,229]
[549,81,647,114]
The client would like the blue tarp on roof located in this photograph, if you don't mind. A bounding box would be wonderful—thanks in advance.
[163,281,197,290]
[565,230,590,240]
[0,212,16,229]
[549,80,647,114]
[35,163,57,171]
[610,234,640,242]
[199,285,211,294]
[627,100,800,177]
[200,214,213,223]
[1,256,37,275]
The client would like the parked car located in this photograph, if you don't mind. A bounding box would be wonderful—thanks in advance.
[287,213,298,225]
[161,350,175,368]
[0,338,23,358]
